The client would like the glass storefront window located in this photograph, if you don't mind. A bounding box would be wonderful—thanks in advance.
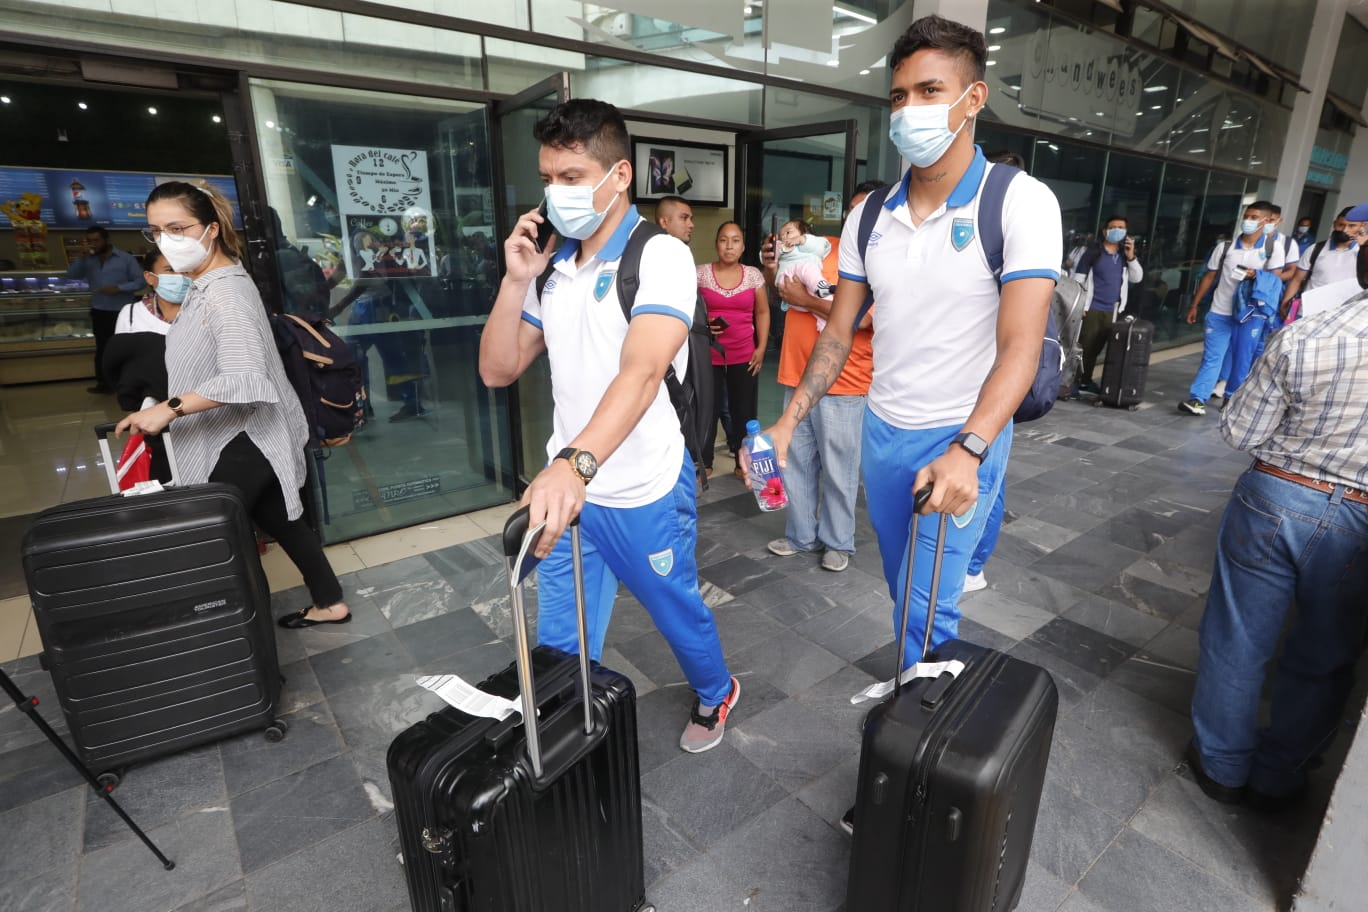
[1030,139,1106,243]
[249,79,514,542]
[1150,162,1208,346]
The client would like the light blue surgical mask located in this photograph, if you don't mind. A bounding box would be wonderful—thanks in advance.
[1240,219,1261,236]
[1105,228,1127,244]
[889,84,974,169]
[544,167,621,241]
[1262,222,1276,236]
[154,273,191,304]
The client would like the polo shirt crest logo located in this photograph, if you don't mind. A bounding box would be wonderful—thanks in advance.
[648,548,674,576]
[594,271,616,301]
[951,218,975,251]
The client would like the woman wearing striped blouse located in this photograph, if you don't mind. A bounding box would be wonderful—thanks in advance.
[116,180,350,628]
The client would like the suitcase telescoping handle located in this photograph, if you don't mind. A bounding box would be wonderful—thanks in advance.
[894,485,950,697]
[94,409,181,495]
[502,506,594,780]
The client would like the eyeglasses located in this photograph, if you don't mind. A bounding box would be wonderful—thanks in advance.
[140,222,202,243]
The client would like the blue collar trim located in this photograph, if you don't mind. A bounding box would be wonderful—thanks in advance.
[554,205,640,265]
[884,146,988,212]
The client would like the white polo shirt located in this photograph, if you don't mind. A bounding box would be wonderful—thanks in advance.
[1205,236,1287,316]
[838,148,1063,430]
[1298,239,1359,291]
[521,206,692,509]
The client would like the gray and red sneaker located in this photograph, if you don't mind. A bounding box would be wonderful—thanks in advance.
[679,676,741,754]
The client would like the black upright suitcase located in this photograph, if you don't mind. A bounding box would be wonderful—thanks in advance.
[20,424,285,785]
[387,508,652,912]
[1095,315,1153,410]
[847,489,1059,912]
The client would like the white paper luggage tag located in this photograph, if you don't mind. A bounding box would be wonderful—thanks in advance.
[417,674,523,721]
[122,480,167,497]
[851,659,966,705]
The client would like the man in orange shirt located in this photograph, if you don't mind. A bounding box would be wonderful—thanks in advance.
[760,181,885,571]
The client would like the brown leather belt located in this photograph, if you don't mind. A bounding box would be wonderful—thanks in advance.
[1254,461,1368,505]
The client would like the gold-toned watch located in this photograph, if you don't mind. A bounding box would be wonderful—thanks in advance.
[167,396,186,418]
[555,447,598,484]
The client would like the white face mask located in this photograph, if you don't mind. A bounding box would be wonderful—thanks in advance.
[544,167,621,241]
[888,84,974,168]
[157,225,213,273]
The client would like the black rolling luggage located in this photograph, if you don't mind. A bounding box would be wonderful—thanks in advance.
[847,489,1058,912]
[387,508,652,912]
[20,424,285,786]
[1095,315,1153,410]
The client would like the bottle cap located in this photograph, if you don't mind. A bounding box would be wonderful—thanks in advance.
[745,420,761,435]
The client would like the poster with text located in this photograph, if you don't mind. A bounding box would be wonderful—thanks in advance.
[632,139,729,206]
[331,145,436,280]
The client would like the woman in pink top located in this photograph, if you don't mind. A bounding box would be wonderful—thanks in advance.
[697,221,769,478]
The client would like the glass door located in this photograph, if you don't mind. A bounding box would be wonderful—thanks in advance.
[491,73,571,488]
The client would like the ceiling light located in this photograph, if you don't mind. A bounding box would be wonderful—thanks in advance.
[1009,84,1021,90]
[987,60,997,66]
[990,26,1006,34]
[1151,105,1161,110]
[826,60,839,67]
[834,4,876,24]
[1,96,11,104]
[77,102,88,110]
[859,69,871,76]
[988,45,1001,51]
[1047,144,1059,151]
[1188,148,1207,153]
[265,120,275,128]
[147,106,157,115]
[1143,85,1167,93]
[212,115,222,123]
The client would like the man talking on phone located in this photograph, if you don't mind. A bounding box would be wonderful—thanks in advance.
[1069,215,1144,392]
[478,99,739,754]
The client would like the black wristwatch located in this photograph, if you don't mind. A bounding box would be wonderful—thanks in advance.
[951,431,988,463]
[555,447,598,484]
[166,396,186,418]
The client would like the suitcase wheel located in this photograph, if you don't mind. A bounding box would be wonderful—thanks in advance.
[96,770,122,791]
[1128,404,1139,411]
[264,719,289,743]
[1091,398,1102,407]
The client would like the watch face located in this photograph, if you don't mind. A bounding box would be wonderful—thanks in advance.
[573,451,596,479]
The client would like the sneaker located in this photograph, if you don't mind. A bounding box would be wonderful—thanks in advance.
[679,676,741,753]
[963,571,987,592]
[839,805,855,836]
[1177,398,1206,416]
[1184,742,1245,805]
[821,550,849,572]
[767,538,800,557]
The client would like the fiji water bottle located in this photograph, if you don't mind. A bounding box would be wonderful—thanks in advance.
[740,420,787,512]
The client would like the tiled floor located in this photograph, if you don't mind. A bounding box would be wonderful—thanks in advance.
[0,349,1358,912]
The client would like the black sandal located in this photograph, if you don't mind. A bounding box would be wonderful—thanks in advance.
[277,607,352,629]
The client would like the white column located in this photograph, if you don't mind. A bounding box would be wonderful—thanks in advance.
[1327,80,1368,214]
[1264,0,1347,217]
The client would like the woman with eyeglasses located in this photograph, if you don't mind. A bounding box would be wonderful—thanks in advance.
[116,180,350,628]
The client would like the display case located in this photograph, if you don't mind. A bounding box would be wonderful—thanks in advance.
[0,272,96,384]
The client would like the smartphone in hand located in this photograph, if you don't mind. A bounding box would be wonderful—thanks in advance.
[710,315,729,330]
[534,199,556,254]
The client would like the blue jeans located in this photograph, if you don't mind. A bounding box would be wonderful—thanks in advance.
[862,410,1011,669]
[968,483,1006,576]
[1191,467,1368,796]
[1188,311,1237,402]
[780,387,865,554]
[537,456,732,706]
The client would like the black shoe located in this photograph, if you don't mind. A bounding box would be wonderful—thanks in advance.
[1184,742,1245,805]
[1245,783,1308,815]
[839,805,855,836]
[277,608,352,629]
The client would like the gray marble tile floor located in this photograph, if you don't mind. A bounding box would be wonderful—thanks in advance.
[0,352,1350,911]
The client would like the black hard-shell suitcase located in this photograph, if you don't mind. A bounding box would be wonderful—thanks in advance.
[847,489,1058,912]
[20,424,285,784]
[387,508,652,912]
[1096,316,1153,410]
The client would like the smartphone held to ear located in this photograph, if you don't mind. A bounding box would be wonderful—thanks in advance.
[534,200,556,253]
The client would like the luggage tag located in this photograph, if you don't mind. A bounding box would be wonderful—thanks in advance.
[851,659,965,705]
[122,480,168,497]
[417,674,524,722]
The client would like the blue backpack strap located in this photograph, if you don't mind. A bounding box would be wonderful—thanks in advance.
[851,183,893,331]
[977,163,1022,286]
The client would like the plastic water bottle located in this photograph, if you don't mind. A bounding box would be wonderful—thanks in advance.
[740,420,787,512]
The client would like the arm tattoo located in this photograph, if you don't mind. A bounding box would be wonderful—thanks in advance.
[791,336,851,422]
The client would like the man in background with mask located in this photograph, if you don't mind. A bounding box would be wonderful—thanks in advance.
[1280,207,1361,319]
[762,14,1061,742]
[1293,215,1316,255]
[1263,205,1300,283]
[66,225,142,393]
[1069,215,1144,392]
[478,98,739,755]
[1179,200,1286,416]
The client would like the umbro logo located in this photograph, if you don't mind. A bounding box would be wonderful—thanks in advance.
[543,277,558,294]
[868,231,883,247]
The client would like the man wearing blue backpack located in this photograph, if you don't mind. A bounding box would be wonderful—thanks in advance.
[763,14,1062,667]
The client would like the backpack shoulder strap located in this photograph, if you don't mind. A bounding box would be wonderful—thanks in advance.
[850,183,893,331]
[616,221,667,322]
[1216,240,1233,275]
[977,163,1023,285]
[1308,240,1326,276]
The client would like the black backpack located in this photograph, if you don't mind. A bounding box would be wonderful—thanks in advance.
[272,312,367,448]
[276,243,331,316]
[537,221,717,488]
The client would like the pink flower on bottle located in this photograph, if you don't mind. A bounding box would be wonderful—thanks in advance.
[760,476,787,510]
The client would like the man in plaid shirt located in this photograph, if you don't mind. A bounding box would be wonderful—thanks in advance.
[1186,293,1368,811]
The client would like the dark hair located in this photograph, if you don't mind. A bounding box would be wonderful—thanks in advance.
[1336,207,1353,220]
[715,221,743,241]
[781,218,815,236]
[145,180,244,260]
[1247,200,1276,214]
[986,150,1026,170]
[889,14,987,85]
[532,99,630,170]
[84,225,109,239]
[1299,215,1314,223]
[1104,214,1128,228]
[140,249,166,273]
[1268,203,1283,216]
[657,195,690,210]
[853,179,891,197]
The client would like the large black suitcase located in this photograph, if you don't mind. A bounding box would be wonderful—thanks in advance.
[1095,315,1153,409]
[387,508,651,912]
[847,490,1058,912]
[20,424,285,784]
